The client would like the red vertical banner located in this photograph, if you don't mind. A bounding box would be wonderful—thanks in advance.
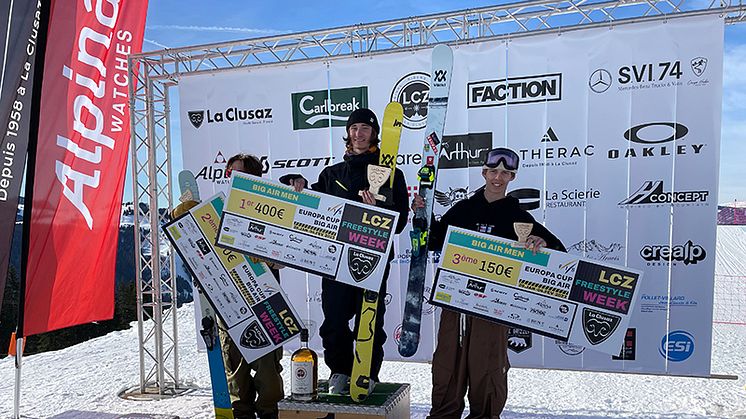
[24,0,148,335]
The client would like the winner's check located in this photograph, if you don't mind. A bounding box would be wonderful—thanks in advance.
[215,172,399,292]
[429,226,643,355]
[163,194,303,363]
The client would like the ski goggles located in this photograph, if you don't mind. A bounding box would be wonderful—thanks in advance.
[483,147,520,172]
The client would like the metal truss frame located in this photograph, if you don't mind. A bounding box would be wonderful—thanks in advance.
[128,0,746,394]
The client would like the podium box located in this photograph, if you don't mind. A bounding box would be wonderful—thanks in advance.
[278,381,410,419]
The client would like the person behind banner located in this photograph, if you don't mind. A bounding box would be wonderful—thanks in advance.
[412,147,565,419]
[280,108,409,395]
[220,153,284,419]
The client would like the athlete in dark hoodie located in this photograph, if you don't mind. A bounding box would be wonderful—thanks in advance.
[413,147,565,419]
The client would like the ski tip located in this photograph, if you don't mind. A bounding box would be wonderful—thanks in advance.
[385,101,404,113]
[398,346,416,357]
[397,334,420,357]
[433,43,454,57]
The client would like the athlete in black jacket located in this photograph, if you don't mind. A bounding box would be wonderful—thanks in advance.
[284,108,408,395]
[414,147,564,419]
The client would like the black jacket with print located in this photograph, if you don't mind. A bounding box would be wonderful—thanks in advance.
[428,189,565,252]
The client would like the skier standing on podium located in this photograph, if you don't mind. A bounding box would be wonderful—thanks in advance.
[412,147,565,419]
[222,154,285,419]
[281,108,409,395]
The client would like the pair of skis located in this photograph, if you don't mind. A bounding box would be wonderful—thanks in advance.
[351,44,454,400]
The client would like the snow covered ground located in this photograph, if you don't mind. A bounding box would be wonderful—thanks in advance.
[1,304,745,418]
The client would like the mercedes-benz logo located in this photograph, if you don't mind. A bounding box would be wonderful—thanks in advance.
[589,69,612,93]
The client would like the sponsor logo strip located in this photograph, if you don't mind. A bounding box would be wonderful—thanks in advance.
[230,269,257,306]
[431,268,576,340]
[219,213,342,278]
[186,203,257,328]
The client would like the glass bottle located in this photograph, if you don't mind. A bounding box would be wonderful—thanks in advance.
[291,329,318,400]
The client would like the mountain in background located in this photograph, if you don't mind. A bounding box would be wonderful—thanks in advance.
[0,201,193,356]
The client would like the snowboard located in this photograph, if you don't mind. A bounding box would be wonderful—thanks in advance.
[399,44,453,358]
[176,170,234,419]
[350,102,404,401]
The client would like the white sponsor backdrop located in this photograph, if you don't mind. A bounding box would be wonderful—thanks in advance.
[179,15,723,376]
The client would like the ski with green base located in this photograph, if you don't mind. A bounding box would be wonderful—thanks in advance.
[399,44,453,358]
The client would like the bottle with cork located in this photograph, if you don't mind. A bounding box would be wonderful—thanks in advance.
[291,328,318,400]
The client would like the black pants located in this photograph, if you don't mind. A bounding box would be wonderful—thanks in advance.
[319,265,389,381]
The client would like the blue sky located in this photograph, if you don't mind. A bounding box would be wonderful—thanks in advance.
[140,0,746,203]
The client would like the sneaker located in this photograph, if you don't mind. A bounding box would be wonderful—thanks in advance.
[328,373,350,395]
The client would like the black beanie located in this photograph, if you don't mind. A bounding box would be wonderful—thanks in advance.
[346,108,379,134]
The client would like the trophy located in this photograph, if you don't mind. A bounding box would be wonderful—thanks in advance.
[360,165,392,202]
[513,222,533,248]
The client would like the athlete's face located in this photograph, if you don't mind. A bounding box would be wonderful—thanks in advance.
[482,167,515,198]
[348,123,374,154]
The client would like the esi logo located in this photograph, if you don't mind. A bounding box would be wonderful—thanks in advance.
[659,330,694,362]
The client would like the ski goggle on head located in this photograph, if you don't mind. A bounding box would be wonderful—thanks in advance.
[482,147,520,172]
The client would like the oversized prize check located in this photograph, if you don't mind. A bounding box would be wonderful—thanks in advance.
[215,172,400,292]
[429,226,643,355]
[163,194,303,363]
